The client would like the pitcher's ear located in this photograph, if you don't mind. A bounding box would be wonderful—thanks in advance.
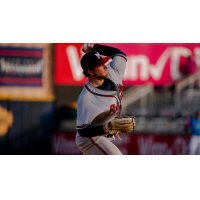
[88,69,94,76]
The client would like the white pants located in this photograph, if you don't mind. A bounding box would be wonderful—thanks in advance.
[76,133,123,155]
[189,135,200,155]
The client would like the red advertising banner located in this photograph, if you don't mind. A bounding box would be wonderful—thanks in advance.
[51,131,191,155]
[114,134,191,155]
[54,43,200,86]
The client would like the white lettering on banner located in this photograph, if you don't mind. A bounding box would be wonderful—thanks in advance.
[194,47,200,67]
[0,58,43,75]
[149,48,170,80]
[137,137,173,155]
[124,55,149,80]
[66,46,84,81]
[170,47,192,80]
[124,48,170,81]
[66,45,199,83]
[51,135,81,155]
[137,137,152,154]
[137,136,188,155]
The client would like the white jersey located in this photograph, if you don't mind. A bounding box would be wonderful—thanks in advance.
[76,53,127,130]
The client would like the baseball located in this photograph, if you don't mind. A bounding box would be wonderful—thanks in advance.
[82,43,89,53]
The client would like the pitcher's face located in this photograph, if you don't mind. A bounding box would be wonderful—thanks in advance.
[92,64,108,79]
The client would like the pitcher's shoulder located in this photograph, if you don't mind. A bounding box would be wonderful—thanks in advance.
[77,91,91,107]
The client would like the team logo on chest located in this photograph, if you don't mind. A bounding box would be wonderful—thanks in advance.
[105,100,120,117]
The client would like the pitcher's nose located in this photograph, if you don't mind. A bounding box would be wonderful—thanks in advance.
[103,64,108,69]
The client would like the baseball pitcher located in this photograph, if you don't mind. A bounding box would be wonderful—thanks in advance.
[76,43,135,155]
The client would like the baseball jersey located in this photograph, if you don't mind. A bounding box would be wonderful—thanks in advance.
[76,50,127,136]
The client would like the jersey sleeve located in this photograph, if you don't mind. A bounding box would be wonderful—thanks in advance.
[78,125,104,137]
[109,54,127,80]
[77,95,94,127]
[76,95,105,137]
[76,95,103,127]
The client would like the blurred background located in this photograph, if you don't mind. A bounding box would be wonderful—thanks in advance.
[0,43,200,155]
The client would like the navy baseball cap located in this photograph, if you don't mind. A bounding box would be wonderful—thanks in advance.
[81,50,110,71]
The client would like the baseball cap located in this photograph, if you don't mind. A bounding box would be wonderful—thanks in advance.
[81,50,110,72]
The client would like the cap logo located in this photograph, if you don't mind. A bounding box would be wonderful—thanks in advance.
[95,53,101,59]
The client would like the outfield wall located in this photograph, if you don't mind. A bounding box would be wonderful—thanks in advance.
[51,131,191,155]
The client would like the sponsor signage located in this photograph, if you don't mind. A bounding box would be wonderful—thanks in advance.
[114,134,191,155]
[55,43,200,86]
[51,131,191,155]
[0,105,13,136]
[0,44,55,101]
[0,46,43,86]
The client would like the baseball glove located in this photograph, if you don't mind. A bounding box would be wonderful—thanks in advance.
[103,116,136,141]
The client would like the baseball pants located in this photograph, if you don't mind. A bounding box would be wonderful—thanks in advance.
[76,134,123,155]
